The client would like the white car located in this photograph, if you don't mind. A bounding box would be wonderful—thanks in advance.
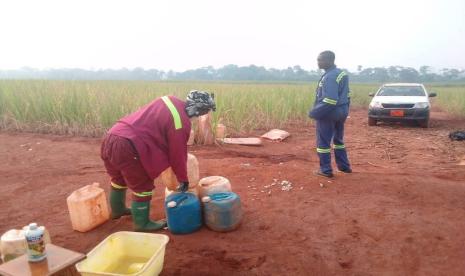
[368,83,436,128]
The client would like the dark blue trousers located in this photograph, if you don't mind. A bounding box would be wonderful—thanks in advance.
[316,118,351,174]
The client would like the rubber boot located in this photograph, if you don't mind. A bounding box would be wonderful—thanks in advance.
[110,189,132,219]
[131,201,167,232]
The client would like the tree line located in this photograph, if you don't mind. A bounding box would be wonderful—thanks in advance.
[0,65,464,82]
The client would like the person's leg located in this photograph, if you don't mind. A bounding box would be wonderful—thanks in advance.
[104,160,133,219]
[119,141,166,232]
[333,119,352,172]
[101,135,131,219]
[316,120,335,176]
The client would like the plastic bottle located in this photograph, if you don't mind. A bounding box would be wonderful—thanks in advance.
[24,223,47,262]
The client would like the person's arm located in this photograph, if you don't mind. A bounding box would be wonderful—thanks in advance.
[309,74,339,119]
[166,122,190,184]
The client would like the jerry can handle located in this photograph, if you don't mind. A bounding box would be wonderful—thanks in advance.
[211,193,232,201]
[175,195,189,204]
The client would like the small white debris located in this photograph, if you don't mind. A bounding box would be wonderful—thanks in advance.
[28,148,32,151]
[249,177,256,182]
[241,163,251,167]
[280,180,293,191]
[261,190,265,193]
[36,142,41,145]
[300,187,304,190]
[320,183,324,188]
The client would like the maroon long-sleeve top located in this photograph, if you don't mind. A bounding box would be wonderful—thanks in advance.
[109,96,191,182]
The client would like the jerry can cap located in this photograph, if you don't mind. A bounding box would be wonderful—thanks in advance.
[28,223,38,230]
[201,196,211,203]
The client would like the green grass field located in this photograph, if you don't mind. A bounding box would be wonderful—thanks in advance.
[0,80,463,137]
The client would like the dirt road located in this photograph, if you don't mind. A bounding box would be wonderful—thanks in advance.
[1,109,464,275]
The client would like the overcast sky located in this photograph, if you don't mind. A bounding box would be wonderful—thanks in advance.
[1,0,464,71]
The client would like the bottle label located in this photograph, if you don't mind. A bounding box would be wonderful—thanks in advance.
[26,233,46,261]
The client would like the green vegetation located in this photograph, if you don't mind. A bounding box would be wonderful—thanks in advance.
[0,80,462,137]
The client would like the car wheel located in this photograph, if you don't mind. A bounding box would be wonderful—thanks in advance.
[419,119,429,128]
[368,117,377,126]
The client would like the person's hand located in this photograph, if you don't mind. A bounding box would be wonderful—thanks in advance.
[177,181,189,192]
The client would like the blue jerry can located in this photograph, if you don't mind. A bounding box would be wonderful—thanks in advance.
[202,192,243,232]
[165,192,202,234]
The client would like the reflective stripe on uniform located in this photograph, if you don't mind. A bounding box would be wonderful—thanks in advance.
[336,71,347,84]
[334,144,346,150]
[316,147,331,154]
[323,97,338,105]
[111,182,127,189]
[133,191,153,198]
[161,96,182,130]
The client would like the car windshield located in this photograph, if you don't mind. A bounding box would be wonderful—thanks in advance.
[377,86,426,96]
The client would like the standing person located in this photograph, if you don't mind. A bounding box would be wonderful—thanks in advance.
[309,51,352,178]
[101,90,216,231]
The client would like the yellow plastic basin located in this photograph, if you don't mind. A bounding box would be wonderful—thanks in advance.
[75,231,169,276]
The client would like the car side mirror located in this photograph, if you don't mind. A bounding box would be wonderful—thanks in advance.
[429,92,437,98]
[369,92,375,97]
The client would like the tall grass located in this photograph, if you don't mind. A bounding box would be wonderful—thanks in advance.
[426,85,465,116]
[0,80,463,137]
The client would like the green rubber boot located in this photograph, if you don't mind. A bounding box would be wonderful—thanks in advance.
[109,189,132,219]
[131,201,167,232]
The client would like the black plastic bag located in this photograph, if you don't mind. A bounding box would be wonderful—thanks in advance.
[449,131,465,141]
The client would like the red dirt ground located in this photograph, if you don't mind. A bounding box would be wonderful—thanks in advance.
[1,109,465,275]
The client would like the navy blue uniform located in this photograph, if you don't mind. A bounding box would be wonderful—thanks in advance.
[309,65,351,174]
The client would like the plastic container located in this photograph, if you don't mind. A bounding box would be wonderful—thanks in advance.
[160,154,199,190]
[66,183,110,232]
[1,229,26,263]
[164,186,199,199]
[24,223,47,262]
[196,112,215,145]
[216,123,226,139]
[202,192,243,232]
[187,129,195,145]
[1,227,51,263]
[165,193,202,234]
[75,231,169,276]
[198,176,232,198]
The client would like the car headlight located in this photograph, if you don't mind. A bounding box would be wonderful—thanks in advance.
[414,102,430,108]
[369,101,382,109]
